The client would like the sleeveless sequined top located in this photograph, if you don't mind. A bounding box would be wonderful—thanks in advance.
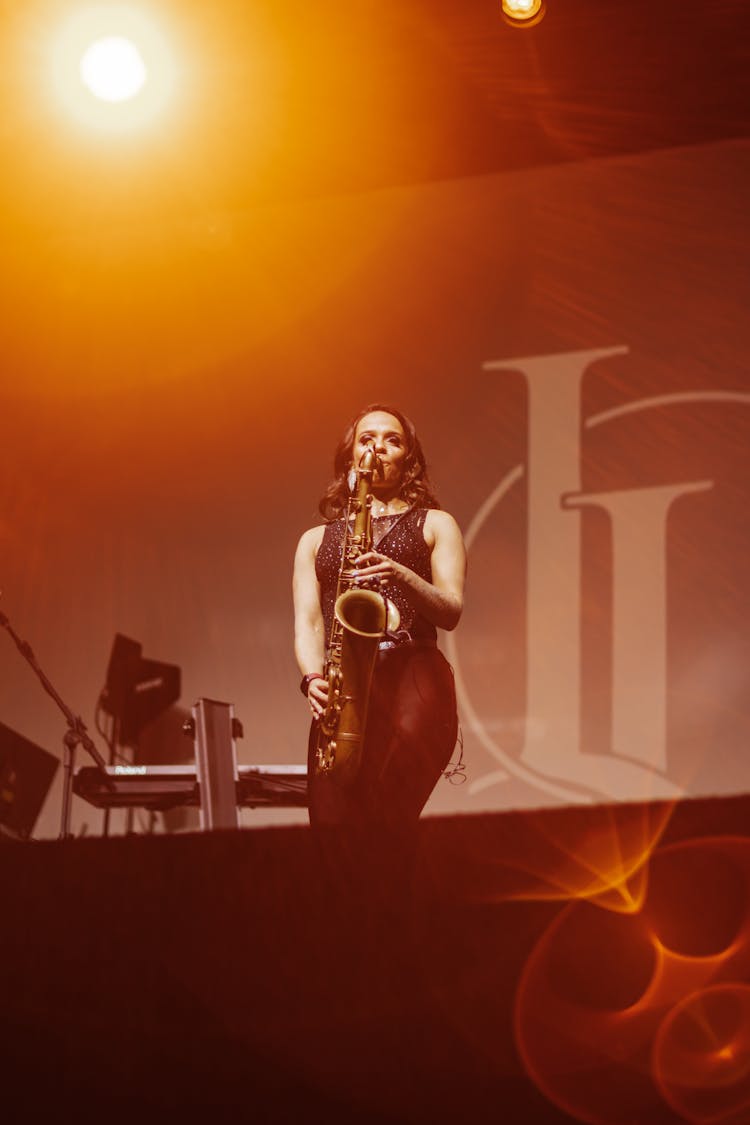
[315,507,437,652]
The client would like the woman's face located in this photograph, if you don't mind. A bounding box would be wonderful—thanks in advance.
[352,411,407,493]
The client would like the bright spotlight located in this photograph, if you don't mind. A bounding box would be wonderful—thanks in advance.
[502,0,546,27]
[51,6,178,133]
[80,37,147,102]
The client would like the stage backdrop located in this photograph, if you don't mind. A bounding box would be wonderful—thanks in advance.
[1,137,748,837]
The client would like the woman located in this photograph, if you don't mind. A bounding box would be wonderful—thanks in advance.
[293,404,466,827]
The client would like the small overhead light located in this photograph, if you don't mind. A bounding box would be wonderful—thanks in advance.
[502,0,546,28]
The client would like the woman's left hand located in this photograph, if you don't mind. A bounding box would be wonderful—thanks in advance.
[353,551,406,590]
[350,510,466,631]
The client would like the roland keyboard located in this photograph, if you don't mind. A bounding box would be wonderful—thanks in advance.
[73,763,308,810]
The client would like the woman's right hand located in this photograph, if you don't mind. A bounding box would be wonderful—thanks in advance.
[307,675,329,719]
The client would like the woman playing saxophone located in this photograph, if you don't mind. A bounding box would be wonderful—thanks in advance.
[293,404,467,827]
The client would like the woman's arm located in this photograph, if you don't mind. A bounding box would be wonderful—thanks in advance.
[292,526,329,716]
[353,509,466,631]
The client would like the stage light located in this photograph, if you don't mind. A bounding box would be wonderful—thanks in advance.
[80,36,147,102]
[502,0,546,27]
[50,6,178,133]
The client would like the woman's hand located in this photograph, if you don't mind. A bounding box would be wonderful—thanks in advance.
[352,551,406,590]
[351,512,466,631]
[306,675,329,719]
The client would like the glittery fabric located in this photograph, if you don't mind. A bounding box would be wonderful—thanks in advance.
[315,507,437,652]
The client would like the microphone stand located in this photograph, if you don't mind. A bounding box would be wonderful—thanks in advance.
[0,607,113,839]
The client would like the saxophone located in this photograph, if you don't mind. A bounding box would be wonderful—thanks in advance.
[313,445,399,783]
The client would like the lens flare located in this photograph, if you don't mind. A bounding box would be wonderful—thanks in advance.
[80,37,146,102]
[654,984,750,1124]
[514,837,750,1125]
[417,801,672,913]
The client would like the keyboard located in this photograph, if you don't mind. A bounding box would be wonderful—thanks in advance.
[73,763,308,810]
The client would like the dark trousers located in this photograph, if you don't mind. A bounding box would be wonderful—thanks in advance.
[307,645,457,829]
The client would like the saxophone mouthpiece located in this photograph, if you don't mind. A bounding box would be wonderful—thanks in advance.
[363,442,386,478]
[357,443,379,474]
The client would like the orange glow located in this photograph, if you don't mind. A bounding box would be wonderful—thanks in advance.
[50,6,178,133]
[3,4,420,398]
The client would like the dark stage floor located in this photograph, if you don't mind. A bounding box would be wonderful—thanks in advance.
[2,793,749,1124]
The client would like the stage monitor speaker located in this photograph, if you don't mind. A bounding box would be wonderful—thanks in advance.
[0,721,59,839]
[100,634,181,746]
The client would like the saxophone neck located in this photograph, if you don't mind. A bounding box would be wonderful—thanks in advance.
[347,445,375,536]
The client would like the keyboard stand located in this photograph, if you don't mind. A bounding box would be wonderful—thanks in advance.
[184,698,242,831]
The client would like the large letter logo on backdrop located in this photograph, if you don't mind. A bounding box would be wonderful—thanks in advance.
[447,347,750,806]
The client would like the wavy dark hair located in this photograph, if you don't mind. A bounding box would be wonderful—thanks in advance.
[318,403,440,520]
